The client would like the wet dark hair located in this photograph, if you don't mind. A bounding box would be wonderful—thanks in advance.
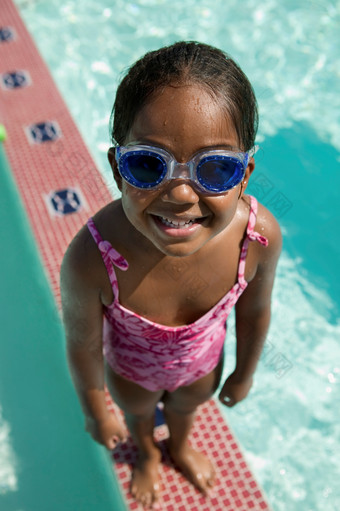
[110,41,258,151]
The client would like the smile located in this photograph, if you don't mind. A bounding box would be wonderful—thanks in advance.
[151,214,206,237]
[159,216,196,228]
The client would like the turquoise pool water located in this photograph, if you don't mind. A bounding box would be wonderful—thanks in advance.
[3,1,340,510]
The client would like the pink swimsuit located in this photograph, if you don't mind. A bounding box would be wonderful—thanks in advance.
[87,195,268,392]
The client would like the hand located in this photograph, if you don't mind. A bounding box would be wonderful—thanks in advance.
[85,414,127,450]
[218,374,253,407]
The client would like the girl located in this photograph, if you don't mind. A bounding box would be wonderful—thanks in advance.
[61,41,282,508]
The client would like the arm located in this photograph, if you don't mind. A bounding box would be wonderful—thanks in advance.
[219,211,282,407]
[60,230,126,448]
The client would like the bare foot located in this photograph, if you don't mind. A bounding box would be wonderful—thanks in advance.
[131,446,162,508]
[167,442,216,494]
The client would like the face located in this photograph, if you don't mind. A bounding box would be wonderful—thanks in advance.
[110,83,254,257]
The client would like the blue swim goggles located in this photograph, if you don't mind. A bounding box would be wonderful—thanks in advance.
[115,144,258,194]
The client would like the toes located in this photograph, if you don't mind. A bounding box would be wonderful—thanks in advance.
[151,484,160,508]
[194,472,206,493]
[141,492,152,507]
[133,490,151,508]
[130,483,137,498]
[192,468,216,494]
[130,477,160,508]
[138,490,160,509]
[151,500,161,510]
[206,469,216,487]
[189,471,209,494]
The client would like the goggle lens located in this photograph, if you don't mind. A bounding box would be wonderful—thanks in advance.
[121,152,166,186]
[197,156,244,192]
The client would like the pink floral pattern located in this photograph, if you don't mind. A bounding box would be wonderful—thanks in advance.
[87,196,268,392]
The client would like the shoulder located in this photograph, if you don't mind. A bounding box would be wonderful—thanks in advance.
[62,199,121,277]
[255,198,282,252]
[60,221,103,297]
[60,220,112,341]
[60,200,125,305]
[233,196,282,311]
[247,195,282,269]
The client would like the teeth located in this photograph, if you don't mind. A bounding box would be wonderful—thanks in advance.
[160,217,194,228]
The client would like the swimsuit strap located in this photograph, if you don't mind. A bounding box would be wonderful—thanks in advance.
[87,218,129,301]
[238,195,269,286]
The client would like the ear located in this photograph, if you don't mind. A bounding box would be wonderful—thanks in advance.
[108,147,123,191]
[238,157,255,198]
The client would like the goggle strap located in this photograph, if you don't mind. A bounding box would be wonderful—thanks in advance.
[248,145,259,158]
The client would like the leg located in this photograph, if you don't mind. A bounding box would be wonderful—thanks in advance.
[163,359,223,494]
[105,364,164,507]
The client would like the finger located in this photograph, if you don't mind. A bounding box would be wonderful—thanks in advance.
[106,435,120,450]
[115,425,128,443]
[105,438,116,450]
[120,430,128,442]
[220,394,235,407]
[130,482,137,498]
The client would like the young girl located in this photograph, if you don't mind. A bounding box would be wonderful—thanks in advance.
[61,41,282,508]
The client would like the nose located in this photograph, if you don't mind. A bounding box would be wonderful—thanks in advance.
[161,179,200,205]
